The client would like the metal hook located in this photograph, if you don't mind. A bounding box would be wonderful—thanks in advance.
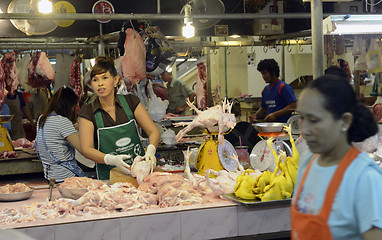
[239,42,243,54]
[251,41,255,54]
[287,41,292,52]
[263,45,268,53]
[226,44,230,55]
[299,44,303,52]
[275,45,280,53]
[61,42,64,54]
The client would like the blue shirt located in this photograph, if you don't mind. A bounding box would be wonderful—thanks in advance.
[261,80,296,122]
[0,103,11,131]
[294,152,382,240]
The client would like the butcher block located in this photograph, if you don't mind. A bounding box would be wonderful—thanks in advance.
[109,167,138,187]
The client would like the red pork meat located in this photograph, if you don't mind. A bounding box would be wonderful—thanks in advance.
[1,51,19,95]
[120,28,146,89]
[0,62,8,108]
[27,52,55,88]
[70,58,82,112]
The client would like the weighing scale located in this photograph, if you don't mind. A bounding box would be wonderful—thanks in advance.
[0,115,14,152]
[195,128,237,175]
[250,123,292,172]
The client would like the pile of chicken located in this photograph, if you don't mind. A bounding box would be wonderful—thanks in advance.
[0,183,32,193]
[234,125,300,201]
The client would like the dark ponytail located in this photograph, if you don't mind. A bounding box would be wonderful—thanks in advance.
[307,75,378,143]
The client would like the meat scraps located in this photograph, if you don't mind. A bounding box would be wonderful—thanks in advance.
[0,183,32,193]
[1,51,19,95]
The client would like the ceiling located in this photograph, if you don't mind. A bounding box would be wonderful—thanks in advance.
[0,0,312,39]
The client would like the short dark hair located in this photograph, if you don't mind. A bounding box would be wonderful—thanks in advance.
[306,75,378,143]
[257,59,280,78]
[324,66,350,81]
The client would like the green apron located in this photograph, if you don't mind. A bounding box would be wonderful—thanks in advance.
[94,95,145,180]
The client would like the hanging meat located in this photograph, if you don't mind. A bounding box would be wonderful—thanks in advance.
[27,51,55,88]
[196,62,207,110]
[70,58,82,112]
[1,51,19,95]
[0,62,8,108]
[120,28,146,90]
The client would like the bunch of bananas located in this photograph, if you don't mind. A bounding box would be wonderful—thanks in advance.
[234,124,300,201]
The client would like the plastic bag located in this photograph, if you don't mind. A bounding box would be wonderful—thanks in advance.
[367,39,382,73]
[147,81,169,122]
[161,128,176,146]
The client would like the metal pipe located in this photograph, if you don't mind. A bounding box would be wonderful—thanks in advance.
[0,13,328,21]
[157,0,161,14]
[98,23,105,56]
[311,0,324,79]
[0,43,113,50]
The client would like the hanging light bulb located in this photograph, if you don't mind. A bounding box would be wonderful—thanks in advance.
[182,4,195,38]
[38,0,53,14]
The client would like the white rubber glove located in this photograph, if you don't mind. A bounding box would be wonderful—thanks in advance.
[144,144,157,172]
[104,154,131,174]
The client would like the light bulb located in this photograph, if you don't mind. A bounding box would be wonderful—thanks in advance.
[182,22,195,38]
[38,0,53,14]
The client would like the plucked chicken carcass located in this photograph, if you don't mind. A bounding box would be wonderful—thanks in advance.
[1,51,19,95]
[130,155,155,185]
[174,98,236,145]
[27,51,55,88]
[120,28,146,91]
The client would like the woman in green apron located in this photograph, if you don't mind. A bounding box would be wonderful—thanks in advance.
[78,56,160,180]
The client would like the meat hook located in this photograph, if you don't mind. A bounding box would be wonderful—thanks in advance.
[287,41,292,52]
[263,45,268,53]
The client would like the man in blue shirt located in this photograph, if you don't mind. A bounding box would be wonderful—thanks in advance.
[251,59,297,123]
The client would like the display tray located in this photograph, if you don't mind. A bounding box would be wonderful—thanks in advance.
[221,193,291,206]
[0,188,34,202]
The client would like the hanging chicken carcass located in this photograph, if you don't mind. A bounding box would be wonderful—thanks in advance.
[120,28,146,91]
[27,51,55,88]
[1,51,19,95]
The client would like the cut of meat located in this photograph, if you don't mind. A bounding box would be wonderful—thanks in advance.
[1,51,19,95]
[196,62,207,109]
[69,58,82,112]
[120,28,146,90]
[0,62,8,108]
[27,52,55,88]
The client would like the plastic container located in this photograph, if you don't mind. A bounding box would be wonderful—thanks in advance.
[235,146,251,169]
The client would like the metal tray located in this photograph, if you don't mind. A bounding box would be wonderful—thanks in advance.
[57,187,88,200]
[252,123,285,133]
[221,193,291,206]
[0,187,34,201]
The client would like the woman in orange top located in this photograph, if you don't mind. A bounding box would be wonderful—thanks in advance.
[292,75,382,240]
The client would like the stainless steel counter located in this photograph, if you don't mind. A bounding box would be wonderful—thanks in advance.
[0,187,291,239]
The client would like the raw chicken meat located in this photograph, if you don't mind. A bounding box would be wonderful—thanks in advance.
[27,51,55,88]
[59,177,104,190]
[174,98,236,145]
[120,28,146,90]
[0,62,8,108]
[130,156,152,185]
[1,51,19,95]
[0,183,31,193]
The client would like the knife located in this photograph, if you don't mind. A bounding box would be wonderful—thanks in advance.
[48,178,55,201]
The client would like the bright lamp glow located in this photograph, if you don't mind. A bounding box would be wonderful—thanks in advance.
[182,23,195,38]
[38,0,53,14]
[182,4,194,38]
[324,15,382,35]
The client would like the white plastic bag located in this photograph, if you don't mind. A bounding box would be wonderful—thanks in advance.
[367,39,382,73]
[161,128,176,146]
[147,81,169,122]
